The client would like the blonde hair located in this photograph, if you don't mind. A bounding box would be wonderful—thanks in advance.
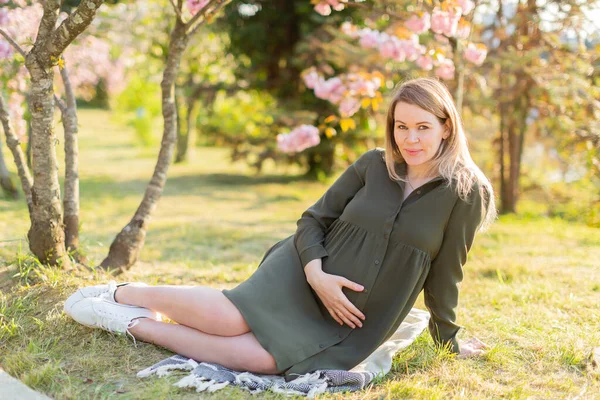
[384,77,497,231]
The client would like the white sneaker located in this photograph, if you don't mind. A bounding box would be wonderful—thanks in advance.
[65,296,159,341]
[64,280,148,315]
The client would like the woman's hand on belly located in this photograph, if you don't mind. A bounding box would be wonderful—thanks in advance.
[305,267,366,328]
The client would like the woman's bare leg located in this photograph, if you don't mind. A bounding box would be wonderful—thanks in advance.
[129,318,280,374]
[115,285,249,337]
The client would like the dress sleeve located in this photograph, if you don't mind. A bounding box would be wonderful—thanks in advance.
[294,149,375,268]
[423,182,486,354]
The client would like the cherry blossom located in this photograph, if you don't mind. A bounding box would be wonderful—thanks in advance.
[416,55,434,71]
[302,69,321,89]
[430,8,461,37]
[339,97,361,117]
[358,28,380,48]
[313,0,348,16]
[457,0,475,15]
[186,0,210,15]
[277,125,321,153]
[405,12,431,35]
[314,76,346,103]
[435,58,455,80]
[463,42,487,66]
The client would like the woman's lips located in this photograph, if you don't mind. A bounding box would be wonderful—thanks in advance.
[405,149,422,156]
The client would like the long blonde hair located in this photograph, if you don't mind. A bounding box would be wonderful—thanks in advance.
[384,77,497,231]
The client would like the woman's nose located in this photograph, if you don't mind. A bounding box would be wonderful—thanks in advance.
[406,130,419,143]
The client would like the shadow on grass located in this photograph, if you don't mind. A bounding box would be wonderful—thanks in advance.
[79,173,307,201]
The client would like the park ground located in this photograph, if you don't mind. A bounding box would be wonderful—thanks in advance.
[0,109,599,399]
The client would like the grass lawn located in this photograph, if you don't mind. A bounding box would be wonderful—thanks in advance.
[1,109,599,399]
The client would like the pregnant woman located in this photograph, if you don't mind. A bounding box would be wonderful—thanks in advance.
[64,77,496,381]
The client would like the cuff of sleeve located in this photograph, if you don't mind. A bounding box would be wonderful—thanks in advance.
[429,322,461,354]
[299,245,329,267]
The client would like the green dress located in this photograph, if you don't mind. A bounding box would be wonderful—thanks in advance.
[222,148,486,380]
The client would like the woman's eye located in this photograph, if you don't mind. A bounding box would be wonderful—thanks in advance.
[396,125,429,130]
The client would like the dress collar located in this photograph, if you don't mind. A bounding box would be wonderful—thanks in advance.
[393,161,446,185]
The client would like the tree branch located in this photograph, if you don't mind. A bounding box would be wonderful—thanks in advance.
[44,0,106,61]
[187,0,230,36]
[0,93,34,214]
[185,0,222,34]
[169,0,184,23]
[37,0,60,44]
[0,28,28,58]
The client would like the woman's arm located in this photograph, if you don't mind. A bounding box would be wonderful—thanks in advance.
[423,182,486,354]
[294,149,376,268]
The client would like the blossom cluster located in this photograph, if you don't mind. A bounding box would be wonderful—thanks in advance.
[313,0,349,16]
[340,22,458,80]
[186,0,210,15]
[303,68,382,117]
[277,124,321,154]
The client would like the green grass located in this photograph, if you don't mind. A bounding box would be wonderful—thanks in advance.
[1,109,599,399]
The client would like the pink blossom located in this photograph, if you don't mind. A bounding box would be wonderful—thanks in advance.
[379,35,403,60]
[327,0,347,11]
[400,37,423,61]
[435,59,455,80]
[456,21,471,39]
[0,8,8,25]
[457,0,475,15]
[358,29,380,48]
[314,3,332,16]
[186,0,209,15]
[346,74,380,98]
[314,77,346,104]
[302,69,321,89]
[277,125,321,153]
[340,21,359,38]
[314,0,347,15]
[405,12,430,35]
[0,41,13,60]
[430,8,460,37]
[339,97,361,117]
[463,42,487,66]
[416,55,433,71]
[0,0,9,4]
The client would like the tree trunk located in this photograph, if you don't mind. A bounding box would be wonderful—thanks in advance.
[506,111,519,213]
[498,101,510,214]
[0,94,34,215]
[24,0,105,266]
[175,83,210,163]
[450,38,464,115]
[25,53,69,266]
[59,65,81,257]
[0,138,18,199]
[174,86,189,163]
[100,21,190,271]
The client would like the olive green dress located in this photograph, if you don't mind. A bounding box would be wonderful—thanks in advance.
[222,148,486,380]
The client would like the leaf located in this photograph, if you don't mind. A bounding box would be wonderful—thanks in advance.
[340,118,356,132]
[371,97,381,112]
[324,115,337,123]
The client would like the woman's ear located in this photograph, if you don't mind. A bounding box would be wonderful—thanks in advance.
[443,122,451,139]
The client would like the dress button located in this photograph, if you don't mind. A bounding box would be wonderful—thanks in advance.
[383,233,389,239]
[417,190,421,194]
[374,260,380,265]
[319,344,325,348]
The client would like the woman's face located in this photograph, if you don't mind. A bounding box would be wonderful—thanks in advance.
[393,102,449,172]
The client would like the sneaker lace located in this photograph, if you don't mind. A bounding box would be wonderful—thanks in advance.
[97,316,140,345]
